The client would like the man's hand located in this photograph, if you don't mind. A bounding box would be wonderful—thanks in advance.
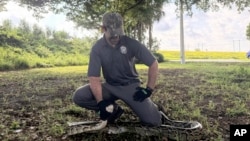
[133,87,153,102]
[98,100,113,120]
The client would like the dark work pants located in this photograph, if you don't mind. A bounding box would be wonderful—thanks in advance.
[72,82,161,126]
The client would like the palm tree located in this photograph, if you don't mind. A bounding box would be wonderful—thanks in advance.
[145,0,165,51]
[124,0,165,50]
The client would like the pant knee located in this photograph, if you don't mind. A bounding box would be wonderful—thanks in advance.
[72,89,81,105]
[72,85,99,110]
[72,85,90,105]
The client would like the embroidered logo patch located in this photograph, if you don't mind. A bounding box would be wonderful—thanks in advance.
[120,46,127,54]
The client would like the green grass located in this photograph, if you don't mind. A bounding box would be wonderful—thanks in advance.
[1,48,249,71]
[0,62,250,140]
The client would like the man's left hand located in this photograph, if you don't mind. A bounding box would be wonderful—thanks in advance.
[133,87,153,102]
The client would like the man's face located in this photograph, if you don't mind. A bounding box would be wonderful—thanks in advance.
[104,28,120,47]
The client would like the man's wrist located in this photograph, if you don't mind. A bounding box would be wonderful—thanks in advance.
[146,86,154,92]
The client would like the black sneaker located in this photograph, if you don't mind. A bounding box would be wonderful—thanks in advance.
[107,104,124,124]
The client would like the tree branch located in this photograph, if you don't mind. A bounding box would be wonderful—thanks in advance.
[122,0,145,15]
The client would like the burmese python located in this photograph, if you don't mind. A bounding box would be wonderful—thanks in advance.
[64,111,203,141]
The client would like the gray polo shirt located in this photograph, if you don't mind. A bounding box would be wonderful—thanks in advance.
[88,35,156,85]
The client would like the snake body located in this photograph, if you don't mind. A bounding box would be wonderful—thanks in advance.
[66,112,203,141]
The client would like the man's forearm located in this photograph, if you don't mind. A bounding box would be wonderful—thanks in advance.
[147,60,158,90]
[89,76,103,103]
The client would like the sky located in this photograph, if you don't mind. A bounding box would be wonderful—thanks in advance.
[0,1,250,52]
[153,3,250,52]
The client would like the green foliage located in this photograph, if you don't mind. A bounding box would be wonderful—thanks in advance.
[217,0,250,12]
[247,23,250,40]
[0,19,94,71]
[0,46,90,71]
[226,100,248,117]
[229,67,250,83]
[10,120,20,130]
[146,36,160,51]
[234,67,249,78]
[30,24,46,47]
[0,20,24,47]
[0,47,31,70]
[0,0,7,12]
[13,57,30,69]
[18,0,165,48]
[153,52,165,63]
[48,123,65,136]
[135,52,164,64]
[34,45,52,57]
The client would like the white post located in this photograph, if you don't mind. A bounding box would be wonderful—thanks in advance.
[180,0,185,64]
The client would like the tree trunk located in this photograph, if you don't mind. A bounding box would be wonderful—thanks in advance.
[148,21,153,51]
[138,23,142,42]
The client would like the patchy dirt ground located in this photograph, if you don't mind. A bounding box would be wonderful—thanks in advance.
[0,66,249,141]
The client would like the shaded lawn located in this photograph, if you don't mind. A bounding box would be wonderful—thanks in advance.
[0,62,249,141]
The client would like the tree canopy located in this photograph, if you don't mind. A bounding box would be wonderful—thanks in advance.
[178,0,250,13]
[16,0,250,21]
[17,0,166,50]
[3,0,250,49]
[16,0,250,31]
[0,0,8,11]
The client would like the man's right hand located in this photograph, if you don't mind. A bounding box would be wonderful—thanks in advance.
[97,100,113,120]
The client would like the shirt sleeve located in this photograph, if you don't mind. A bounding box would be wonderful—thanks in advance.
[135,42,156,66]
[87,48,101,77]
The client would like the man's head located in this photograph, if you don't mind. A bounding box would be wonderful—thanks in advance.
[102,12,124,37]
[102,12,124,47]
